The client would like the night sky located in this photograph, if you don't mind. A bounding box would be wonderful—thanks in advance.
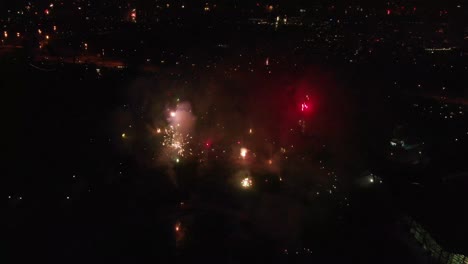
[3,0,468,263]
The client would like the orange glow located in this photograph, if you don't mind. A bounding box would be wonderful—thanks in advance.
[175,222,181,232]
[240,148,247,158]
[241,177,253,188]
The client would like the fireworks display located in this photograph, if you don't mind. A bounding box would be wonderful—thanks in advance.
[162,125,189,157]
[116,65,347,201]
[241,177,253,188]
[121,73,334,195]
[5,1,466,261]
[161,102,195,160]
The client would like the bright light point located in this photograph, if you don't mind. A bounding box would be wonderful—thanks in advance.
[268,159,273,165]
[301,103,309,111]
[66,196,70,199]
[156,128,161,133]
[176,158,180,163]
[241,177,253,188]
[240,148,248,158]
[121,133,126,138]
[370,178,374,183]
[249,128,253,134]
[170,112,176,117]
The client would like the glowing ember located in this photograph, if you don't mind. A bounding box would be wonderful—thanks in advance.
[170,112,176,117]
[240,148,248,158]
[241,177,253,188]
[301,103,309,111]
[175,222,181,232]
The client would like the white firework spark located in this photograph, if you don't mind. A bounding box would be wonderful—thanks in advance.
[163,125,190,157]
[161,102,196,159]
